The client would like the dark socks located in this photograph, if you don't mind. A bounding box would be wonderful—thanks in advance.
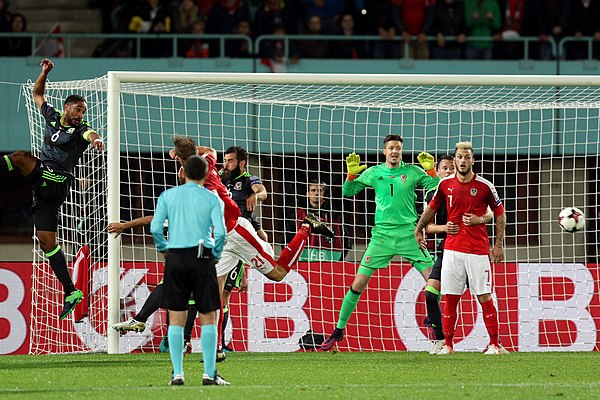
[184,303,196,340]
[425,288,444,340]
[221,306,229,347]
[45,245,75,295]
[135,283,165,323]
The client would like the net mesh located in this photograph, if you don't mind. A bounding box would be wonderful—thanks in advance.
[24,75,599,354]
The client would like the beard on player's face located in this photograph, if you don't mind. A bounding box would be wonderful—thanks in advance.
[457,164,471,176]
[222,165,241,181]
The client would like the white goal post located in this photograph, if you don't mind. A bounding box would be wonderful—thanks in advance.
[25,72,600,355]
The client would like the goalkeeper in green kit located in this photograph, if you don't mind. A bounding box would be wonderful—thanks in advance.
[321,134,440,350]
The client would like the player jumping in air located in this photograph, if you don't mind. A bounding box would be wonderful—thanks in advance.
[112,136,334,355]
[321,134,440,350]
[1,59,104,320]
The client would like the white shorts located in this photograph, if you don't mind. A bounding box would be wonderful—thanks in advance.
[216,217,276,277]
[440,249,492,296]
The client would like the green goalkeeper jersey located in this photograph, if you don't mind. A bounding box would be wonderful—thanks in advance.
[343,161,439,229]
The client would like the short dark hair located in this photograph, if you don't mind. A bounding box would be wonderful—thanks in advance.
[224,146,248,162]
[308,178,327,192]
[383,134,403,145]
[438,155,454,163]
[184,155,208,181]
[64,94,86,105]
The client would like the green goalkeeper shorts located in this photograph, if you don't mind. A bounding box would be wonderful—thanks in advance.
[359,224,434,274]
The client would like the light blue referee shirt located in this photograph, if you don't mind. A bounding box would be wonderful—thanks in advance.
[150,182,226,259]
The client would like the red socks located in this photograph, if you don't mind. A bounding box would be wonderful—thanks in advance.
[443,295,500,349]
[481,298,499,346]
[277,226,310,271]
[442,294,461,348]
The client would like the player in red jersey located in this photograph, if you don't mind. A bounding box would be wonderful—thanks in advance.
[170,139,333,284]
[415,141,507,355]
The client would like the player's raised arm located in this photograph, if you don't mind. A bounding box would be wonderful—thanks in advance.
[33,59,54,110]
[417,151,437,177]
[342,152,368,197]
[196,145,217,159]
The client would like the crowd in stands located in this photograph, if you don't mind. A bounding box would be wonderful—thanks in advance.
[1,0,600,60]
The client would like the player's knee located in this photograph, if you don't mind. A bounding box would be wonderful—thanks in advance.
[39,239,56,253]
[10,151,30,165]
[349,286,362,295]
[266,267,285,282]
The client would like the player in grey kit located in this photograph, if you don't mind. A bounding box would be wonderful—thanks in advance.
[0,59,104,320]
[219,145,265,351]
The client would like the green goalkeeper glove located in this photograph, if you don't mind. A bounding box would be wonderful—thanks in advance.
[417,152,437,177]
[346,152,367,178]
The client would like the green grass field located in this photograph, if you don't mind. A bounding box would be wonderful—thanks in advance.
[1,351,598,399]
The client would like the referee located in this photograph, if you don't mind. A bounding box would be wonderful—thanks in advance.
[150,155,229,386]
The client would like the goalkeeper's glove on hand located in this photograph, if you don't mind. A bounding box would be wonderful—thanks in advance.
[346,152,367,180]
[417,152,437,177]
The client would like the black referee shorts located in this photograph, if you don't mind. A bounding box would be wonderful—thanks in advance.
[25,160,71,232]
[164,247,220,313]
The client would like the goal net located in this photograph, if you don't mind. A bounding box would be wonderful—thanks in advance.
[24,73,600,354]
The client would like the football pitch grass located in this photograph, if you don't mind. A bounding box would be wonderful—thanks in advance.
[1,351,598,399]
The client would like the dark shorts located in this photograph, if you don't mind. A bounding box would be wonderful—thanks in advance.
[223,260,245,292]
[164,248,220,313]
[25,161,71,232]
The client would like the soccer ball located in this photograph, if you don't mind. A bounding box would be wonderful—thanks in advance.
[558,207,586,232]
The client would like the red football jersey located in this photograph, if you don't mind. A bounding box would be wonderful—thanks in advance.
[202,153,240,232]
[428,174,504,255]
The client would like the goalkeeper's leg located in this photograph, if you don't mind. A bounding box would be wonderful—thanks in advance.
[322,236,393,350]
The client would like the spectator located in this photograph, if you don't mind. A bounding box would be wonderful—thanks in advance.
[206,0,250,34]
[464,0,501,60]
[397,0,435,59]
[367,0,402,59]
[565,0,600,60]
[182,19,210,57]
[493,0,525,59]
[173,0,200,33]
[226,19,253,57]
[3,13,31,57]
[197,0,218,19]
[300,0,345,33]
[0,0,12,32]
[128,0,173,58]
[430,0,466,59]
[253,0,299,38]
[299,14,330,58]
[290,179,351,261]
[332,13,369,58]
[522,0,569,60]
[260,24,298,72]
